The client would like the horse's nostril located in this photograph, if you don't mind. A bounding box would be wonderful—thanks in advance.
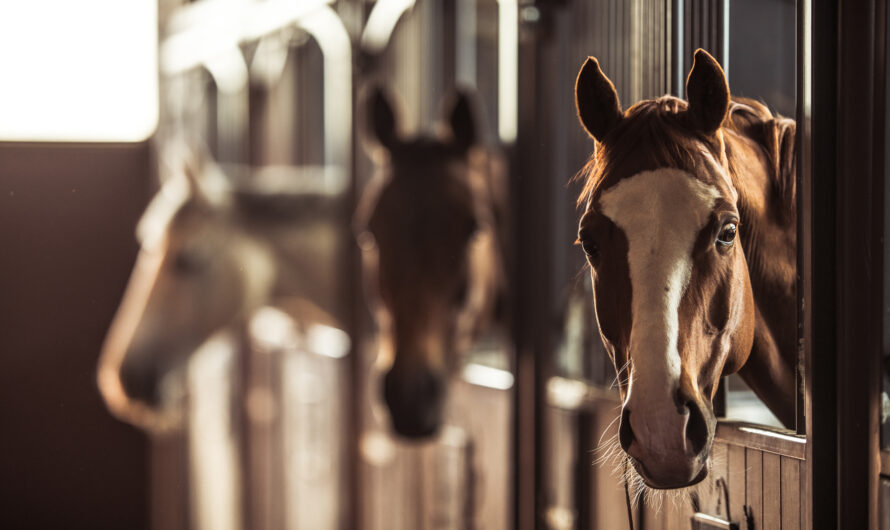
[684,400,709,455]
[118,355,160,406]
[418,370,444,403]
[618,408,634,451]
[382,367,445,439]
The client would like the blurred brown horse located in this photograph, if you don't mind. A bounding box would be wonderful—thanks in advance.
[574,50,796,489]
[97,148,340,430]
[356,87,507,438]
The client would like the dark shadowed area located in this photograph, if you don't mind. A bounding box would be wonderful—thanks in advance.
[0,143,152,529]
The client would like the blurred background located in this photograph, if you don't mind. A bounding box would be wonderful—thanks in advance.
[0,1,794,529]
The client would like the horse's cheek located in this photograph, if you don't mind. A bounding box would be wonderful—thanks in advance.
[722,269,756,374]
[592,284,622,354]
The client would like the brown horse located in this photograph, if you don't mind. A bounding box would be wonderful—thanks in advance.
[574,49,796,489]
[355,87,506,438]
[97,147,341,430]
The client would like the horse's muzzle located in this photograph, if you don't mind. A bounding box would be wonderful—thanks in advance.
[619,398,715,489]
[382,366,445,439]
[118,347,164,408]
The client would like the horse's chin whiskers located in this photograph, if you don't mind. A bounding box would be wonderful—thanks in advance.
[619,456,702,513]
[597,414,622,446]
[610,359,632,390]
[592,434,629,483]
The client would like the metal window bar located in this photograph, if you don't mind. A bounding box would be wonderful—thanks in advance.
[153,3,356,530]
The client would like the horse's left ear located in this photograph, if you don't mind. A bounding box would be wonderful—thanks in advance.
[444,89,477,151]
[685,49,730,133]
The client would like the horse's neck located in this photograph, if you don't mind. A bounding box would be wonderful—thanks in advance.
[469,148,509,252]
[467,148,510,329]
[726,132,798,427]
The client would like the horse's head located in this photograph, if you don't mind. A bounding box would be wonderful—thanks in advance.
[574,50,756,488]
[97,153,275,430]
[357,87,501,438]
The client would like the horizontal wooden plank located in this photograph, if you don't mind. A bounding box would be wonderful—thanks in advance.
[715,422,806,460]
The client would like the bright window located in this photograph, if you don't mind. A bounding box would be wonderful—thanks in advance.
[0,1,158,142]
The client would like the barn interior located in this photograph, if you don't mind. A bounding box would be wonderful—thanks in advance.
[0,1,885,529]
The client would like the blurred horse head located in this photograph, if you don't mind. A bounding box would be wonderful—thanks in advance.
[97,150,274,429]
[97,147,339,431]
[356,87,506,438]
[574,50,797,489]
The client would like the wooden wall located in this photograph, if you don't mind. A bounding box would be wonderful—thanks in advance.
[359,352,513,530]
[546,398,808,529]
[0,143,153,529]
[642,441,804,529]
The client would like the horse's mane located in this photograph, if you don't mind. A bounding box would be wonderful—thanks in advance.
[575,96,693,206]
[723,98,797,220]
[575,95,796,213]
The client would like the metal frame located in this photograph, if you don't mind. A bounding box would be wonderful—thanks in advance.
[834,0,885,526]
[804,0,888,527]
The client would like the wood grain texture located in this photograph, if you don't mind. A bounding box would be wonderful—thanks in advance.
[745,449,763,529]
[589,407,628,530]
[710,443,730,520]
[762,452,782,529]
[780,457,801,529]
[662,494,694,530]
[641,497,664,530]
[727,445,747,526]
[715,423,806,460]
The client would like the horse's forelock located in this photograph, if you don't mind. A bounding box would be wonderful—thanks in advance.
[575,96,699,208]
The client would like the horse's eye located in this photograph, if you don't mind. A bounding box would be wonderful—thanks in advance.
[581,239,600,260]
[172,248,206,275]
[716,223,738,248]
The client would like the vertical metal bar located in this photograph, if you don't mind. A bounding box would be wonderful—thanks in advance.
[797,0,812,443]
[806,0,837,526]
[835,0,884,526]
[497,0,518,143]
[455,0,478,88]
[441,0,457,95]
[297,7,352,190]
[513,5,550,529]
[674,0,685,96]
[722,0,730,76]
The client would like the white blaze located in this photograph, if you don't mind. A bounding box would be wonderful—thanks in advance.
[599,169,719,405]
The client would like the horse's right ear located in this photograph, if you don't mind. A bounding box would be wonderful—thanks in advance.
[364,85,400,151]
[574,57,623,142]
[445,89,477,152]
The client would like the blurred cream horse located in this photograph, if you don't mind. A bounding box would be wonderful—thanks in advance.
[97,145,342,431]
